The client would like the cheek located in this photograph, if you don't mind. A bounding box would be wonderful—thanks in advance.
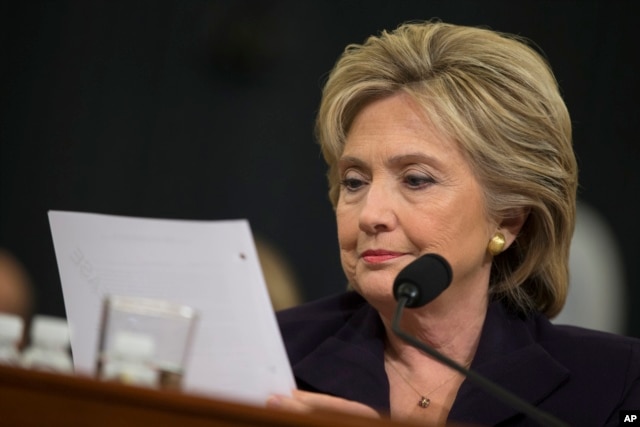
[336,206,358,279]
[336,204,358,249]
[339,251,357,286]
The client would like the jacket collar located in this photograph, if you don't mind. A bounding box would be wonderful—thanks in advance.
[291,295,569,423]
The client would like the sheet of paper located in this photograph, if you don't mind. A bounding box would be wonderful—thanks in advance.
[48,210,295,405]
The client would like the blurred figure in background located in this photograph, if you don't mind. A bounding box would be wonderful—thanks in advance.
[0,248,35,348]
[255,237,302,311]
[553,202,627,333]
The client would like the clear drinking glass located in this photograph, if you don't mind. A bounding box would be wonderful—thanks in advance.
[96,295,198,390]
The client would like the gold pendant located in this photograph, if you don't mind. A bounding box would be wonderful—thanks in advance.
[419,396,430,408]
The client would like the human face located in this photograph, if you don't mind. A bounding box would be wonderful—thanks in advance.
[336,92,494,311]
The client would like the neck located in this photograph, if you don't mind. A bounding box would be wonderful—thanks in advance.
[381,291,488,372]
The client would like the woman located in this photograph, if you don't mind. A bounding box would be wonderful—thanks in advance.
[267,20,640,426]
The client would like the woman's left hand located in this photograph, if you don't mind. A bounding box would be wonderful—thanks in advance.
[267,389,381,418]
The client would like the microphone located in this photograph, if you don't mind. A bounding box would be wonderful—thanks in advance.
[391,254,568,427]
[393,253,452,308]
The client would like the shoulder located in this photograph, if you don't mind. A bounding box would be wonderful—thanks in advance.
[536,315,640,366]
[534,314,640,409]
[277,290,368,326]
[276,291,369,359]
[473,304,640,423]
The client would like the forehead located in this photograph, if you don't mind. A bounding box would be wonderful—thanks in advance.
[342,92,461,160]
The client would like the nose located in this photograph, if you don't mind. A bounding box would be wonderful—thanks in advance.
[358,180,398,235]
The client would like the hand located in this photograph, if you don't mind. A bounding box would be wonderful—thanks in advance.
[267,389,380,418]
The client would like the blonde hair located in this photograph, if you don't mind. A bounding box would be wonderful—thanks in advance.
[316,20,577,317]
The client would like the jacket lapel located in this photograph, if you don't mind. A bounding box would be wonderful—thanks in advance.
[291,302,391,412]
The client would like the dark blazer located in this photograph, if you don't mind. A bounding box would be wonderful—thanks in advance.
[277,291,640,426]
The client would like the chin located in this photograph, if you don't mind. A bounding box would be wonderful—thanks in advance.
[351,277,395,305]
[356,264,397,287]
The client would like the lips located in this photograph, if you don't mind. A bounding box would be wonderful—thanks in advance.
[360,250,406,264]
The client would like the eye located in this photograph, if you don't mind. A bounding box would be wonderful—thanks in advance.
[340,171,368,192]
[340,177,366,191]
[404,173,435,189]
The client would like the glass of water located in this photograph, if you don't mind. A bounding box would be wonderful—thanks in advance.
[96,295,198,390]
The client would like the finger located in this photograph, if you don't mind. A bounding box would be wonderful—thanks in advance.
[291,390,380,418]
[266,393,314,414]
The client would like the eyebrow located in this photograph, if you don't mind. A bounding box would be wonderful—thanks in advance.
[338,152,443,169]
[388,152,442,167]
[337,156,366,170]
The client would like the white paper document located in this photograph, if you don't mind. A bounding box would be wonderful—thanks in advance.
[48,210,295,405]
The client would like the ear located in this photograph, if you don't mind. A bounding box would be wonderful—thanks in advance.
[497,207,530,250]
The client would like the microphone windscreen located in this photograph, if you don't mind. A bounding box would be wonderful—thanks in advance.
[393,254,452,308]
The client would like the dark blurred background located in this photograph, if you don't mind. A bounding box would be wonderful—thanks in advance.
[1,1,638,336]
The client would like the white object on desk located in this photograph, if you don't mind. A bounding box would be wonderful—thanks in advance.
[0,313,23,365]
[21,315,73,373]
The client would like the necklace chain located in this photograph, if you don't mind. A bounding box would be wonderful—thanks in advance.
[384,355,471,409]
